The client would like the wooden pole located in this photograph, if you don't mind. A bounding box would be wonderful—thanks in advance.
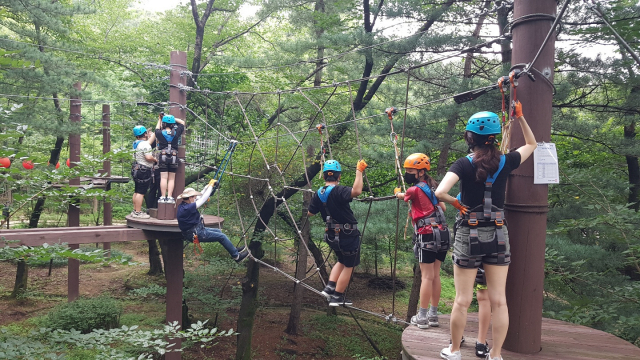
[68,82,82,302]
[503,0,556,353]
[102,105,112,254]
[164,51,187,360]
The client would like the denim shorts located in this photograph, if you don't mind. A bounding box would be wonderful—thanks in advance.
[452,225,510,269]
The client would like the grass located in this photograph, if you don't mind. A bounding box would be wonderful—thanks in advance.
[304,313,403,359]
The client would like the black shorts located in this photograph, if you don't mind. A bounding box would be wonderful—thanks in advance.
[413,233,447,264]
[133,165,152,195]
[326,233,361,268]
[158,163,178,173]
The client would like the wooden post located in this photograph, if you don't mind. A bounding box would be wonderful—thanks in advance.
[164,51,187,360]
[68,82,81,302]
[158,51,187,220]
[102,104,112,254]
[503,0,556,353]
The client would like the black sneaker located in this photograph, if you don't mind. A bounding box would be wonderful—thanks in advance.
[320,285,335,300]
[234,249,249,263]
[475,341,490,358]
[328,294,352,307]
[236,245,246,253]
[449,336,465,346]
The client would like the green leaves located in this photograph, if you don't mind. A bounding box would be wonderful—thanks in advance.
[0,319,234,359]
[0,242,137,266]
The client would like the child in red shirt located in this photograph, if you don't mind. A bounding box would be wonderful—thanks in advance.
[395,153,449,329]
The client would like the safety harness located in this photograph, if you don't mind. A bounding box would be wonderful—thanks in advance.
[457,154,509,266]
[158,126,180,167]
[131,140,152,183]
[318,185,358,255]
[413,182,450,252]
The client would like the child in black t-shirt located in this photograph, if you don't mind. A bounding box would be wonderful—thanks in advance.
[308,159,367,306]
[155,114,185,204]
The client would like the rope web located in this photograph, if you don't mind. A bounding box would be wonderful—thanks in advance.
[181,81,459,326]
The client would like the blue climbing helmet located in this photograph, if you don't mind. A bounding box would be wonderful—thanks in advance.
[162,115,176,124]
[133,125,147,137]
[466,111,501,135]
[323,160,341,173]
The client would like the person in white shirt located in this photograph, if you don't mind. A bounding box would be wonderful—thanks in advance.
[131,122,158,218]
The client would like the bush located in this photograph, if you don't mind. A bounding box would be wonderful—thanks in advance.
[44,297,122,333]
[28,247,133,268]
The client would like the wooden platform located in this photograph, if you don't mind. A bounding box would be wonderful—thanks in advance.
[52,176,130,189]
[402,314,640,360]
[125,214,224,232]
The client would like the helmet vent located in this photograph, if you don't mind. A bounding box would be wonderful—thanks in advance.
[479,125,485,130]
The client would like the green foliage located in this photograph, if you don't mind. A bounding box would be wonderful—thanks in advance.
[0,321,234,359]
[0,242,136,267]
[305,314,402,359]
[43,297,123,333]
[27,247,133,268]
[129,284,166,298]
[544,237,640,345]
[183,259,241,321]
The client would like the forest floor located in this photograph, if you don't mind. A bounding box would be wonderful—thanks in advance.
[0,240,458,359]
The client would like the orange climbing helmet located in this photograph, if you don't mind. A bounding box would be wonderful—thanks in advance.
[403,153,431,171]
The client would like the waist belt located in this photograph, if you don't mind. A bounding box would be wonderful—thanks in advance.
[416,216,439,228]
[160,144,178,165]
[132,162,153,182]
[329,223,358,231]
[414,205,450,252]
[181,218,205,239]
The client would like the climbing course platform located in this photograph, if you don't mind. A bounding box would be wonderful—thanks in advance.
[401,314,640,360]
[125,214,224,232]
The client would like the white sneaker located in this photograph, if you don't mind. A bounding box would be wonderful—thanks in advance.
[166,196,175,204]
[410,314,429,329]
[485,354,503,360]
[158,197,167,203]
[138,211,150,219]
[440,345,461,360]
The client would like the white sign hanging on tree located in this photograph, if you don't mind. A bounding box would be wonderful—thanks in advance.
[534,142,559,184]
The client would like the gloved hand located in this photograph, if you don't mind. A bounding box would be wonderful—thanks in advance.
[208,179,218,188]
[394,187,402,195]
[452,199,469,216]
[514,100,523,118]
[356,159,368,172]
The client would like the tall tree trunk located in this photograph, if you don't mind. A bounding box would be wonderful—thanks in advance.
[286,192,311,335]
[497,0,512,66]
[625,122,639,211]
[236,240,264,360]
[405,264,421,323]
[158,239,170,277]
[147,240,164,276]
[29,23,66,229]
[11,259,28,298]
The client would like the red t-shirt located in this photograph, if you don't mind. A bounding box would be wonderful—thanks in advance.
[404,185,443,235]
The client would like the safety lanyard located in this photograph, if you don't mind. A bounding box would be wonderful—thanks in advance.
[211,140,238,189]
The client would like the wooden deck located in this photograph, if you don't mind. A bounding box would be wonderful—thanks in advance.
[402,314,640,360]
[125,214,223,232]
